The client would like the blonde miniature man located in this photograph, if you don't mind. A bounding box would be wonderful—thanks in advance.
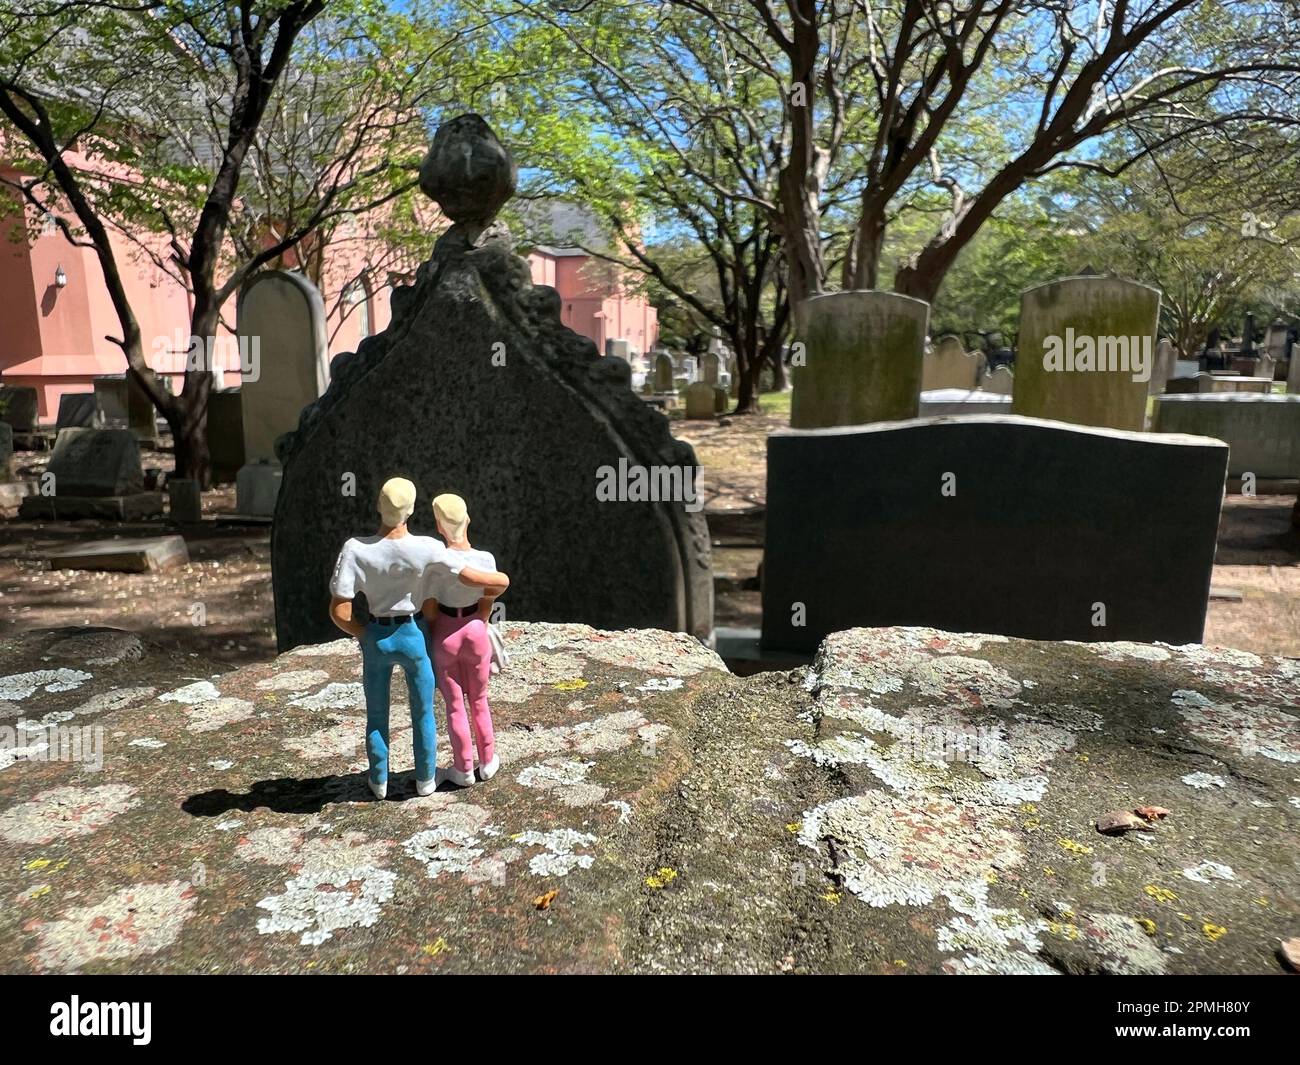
[328,478,508,799]
[422,493,505,787]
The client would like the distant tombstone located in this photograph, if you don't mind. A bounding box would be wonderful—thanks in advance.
[206,389,245,484]
[1197,373,1271,394]
[713,385,728,414]
[1149,338,1177,396]
[653,351,675,393]
[606,338,630,359]
[980,365,1014,395]
[762,416,1227,652]
[19,428,163,520]
[1154,394,1300,479]
[237,270,329,464]
[791,291,928,429]
[236,460,282,517]
[701,350,722,386]
[1011,276,1160,432]
[922,334,983,390]
[56,392,97,429]
[1254,353,1276,382]
[93,372,161,443]
[1262,319,1289,360]
[684,381,716,419]
[0,386,39,432]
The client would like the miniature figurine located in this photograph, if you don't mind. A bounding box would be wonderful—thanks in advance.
[328,478,508,800]
[422,493,507,787]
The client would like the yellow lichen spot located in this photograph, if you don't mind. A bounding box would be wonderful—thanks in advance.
[985,871,998,885]
[1020,802,1038,813]
[24,858,51,871]
[1019,889,1030,899]
[1060,909,1076,920]
[893,959,907,968]
[821,890,841,906]
[1043,867,1056,877]
[553,679,589,691]
[1202,923,1227,943]
[28,885,50,900]
[1137,918,1157,936]
[645,867,678,889]
[305,960,317,969]
[1023,818,1042,831]
[422,937,450,957]
[1075,754,1089,764]
[1254,897,1269,907]
[1057,838,1093,856]
[509,833,524,842]
[1178,913,1193,922]
[1144,884,1178,904]
[785,821,802,834]
[1045,919,1080,941]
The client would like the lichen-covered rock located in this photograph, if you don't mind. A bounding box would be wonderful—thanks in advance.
[0,622,1294,974]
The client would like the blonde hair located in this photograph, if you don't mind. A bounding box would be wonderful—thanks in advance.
[432,492,469,542]
[378,477,417,527]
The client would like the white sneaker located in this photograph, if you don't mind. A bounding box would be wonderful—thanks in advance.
[368,778,387,800]
[415,777,437,797]
[477,754,501,781]
[438,765,475,788]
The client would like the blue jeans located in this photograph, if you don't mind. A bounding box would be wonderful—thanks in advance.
[360,617,436,785]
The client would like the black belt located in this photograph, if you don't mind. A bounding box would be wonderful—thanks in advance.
[373,612,422,626]
[438,603,479,618]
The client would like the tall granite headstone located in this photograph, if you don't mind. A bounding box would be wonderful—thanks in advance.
[1012,276,1160,431]
[272,114,712,650]
[790,291,929,429]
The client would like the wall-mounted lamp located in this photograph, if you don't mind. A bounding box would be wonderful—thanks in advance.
[54,265,67,289]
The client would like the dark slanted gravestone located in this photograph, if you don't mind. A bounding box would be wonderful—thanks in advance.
[56,392,97,429]
[18,428,163,520]
[0,385,39,431]
[272,114,712,651]
[205,389,245,484]
[761,414,1227,653]
[93,372,160,443]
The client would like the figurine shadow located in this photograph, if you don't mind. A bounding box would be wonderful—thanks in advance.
[182,770,460,817]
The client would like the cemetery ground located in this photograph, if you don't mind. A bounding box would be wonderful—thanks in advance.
[0,416,1298,974]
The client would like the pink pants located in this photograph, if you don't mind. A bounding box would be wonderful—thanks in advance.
[431,613,495,773]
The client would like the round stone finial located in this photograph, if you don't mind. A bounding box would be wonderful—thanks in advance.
[418,114,517,227]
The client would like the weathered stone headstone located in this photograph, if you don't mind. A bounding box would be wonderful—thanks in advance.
[56,392,97,429]
[606,338,630,359]
[1149,338,1176,396]
[653,351,675,393]
[272,114,712,650]
[1197,373,1272,394]
[790,291,929,429]
[205,389,245,484]
[1011,276,1160,431]
[1154,394,1300,479]
[47,535,188,573]
[713,385,728,414]
[18,428,163,519]
[0,385,38,432]
[93,372,161,443]
[922,334,983,390]
[701,351,722,386]
[979,365,1014,395]
[762,414,1227,652]
[684,381,716,419]
[1254,353,1276,382]
[238,271,329,465]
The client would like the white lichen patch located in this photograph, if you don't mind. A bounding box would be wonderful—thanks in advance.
[493,709,666,765]
[1182,861,1235,884]
[517,758,606,806]
[69,687,156,717]
[636,677,684,694]
[1175,698,1300,764]
[515,827,599,876]
[1094,642,1171,663]
[497,622,723,678]
[1071,913,1169,975]
[938,879,1056,976]
[0,784,140,844]
[404,827,486,879]
[44,631,145,667]
[256,669,330,692]
[236,826,308,864]
[909,656,1023,708]
[1182,772,1228,790]
[797,794,1022,907]
[283,717,365,761]
[33,880,197,971]
[286,637,359,658]
[159,680,221,704]
[128,737,166,749]
[208,759,234,771]
[0,668,94,702]
[256,865,396,946]
[289,682,364,711]
[185,697,255,733]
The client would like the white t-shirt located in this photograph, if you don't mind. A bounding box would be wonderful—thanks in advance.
[425,544,496,609]
[330,534,463,617]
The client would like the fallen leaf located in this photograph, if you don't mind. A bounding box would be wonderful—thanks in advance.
[534,889,559,911]
[1135,805,1171,821]
[1281,937,1300,972]
[1096,809,1154,834]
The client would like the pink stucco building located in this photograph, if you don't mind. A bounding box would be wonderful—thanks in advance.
[0,176,658,421]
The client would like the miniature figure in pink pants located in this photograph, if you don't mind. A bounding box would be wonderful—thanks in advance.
[422,493,506,787]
